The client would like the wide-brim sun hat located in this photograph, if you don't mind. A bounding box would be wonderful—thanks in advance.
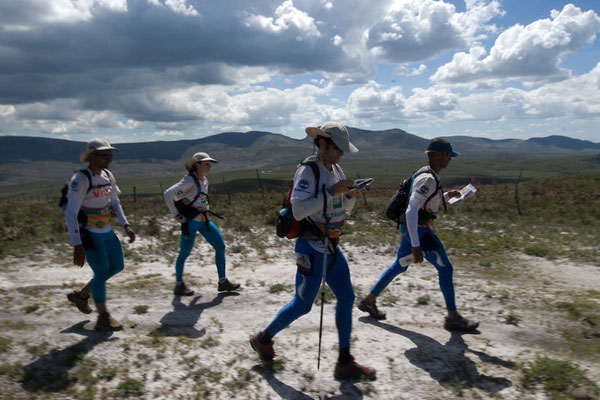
[184,152,218,171]
[305,121,359,153]
[425,141,460,157]
[80,138,119,163]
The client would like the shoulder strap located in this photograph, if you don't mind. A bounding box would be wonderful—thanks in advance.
[188,172,205,203]
[301,161,320,196]
[79,169,93,193]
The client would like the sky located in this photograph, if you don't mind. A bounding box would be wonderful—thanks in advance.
[0,0,599,143]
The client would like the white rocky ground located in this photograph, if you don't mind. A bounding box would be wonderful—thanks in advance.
[0,228,598,399]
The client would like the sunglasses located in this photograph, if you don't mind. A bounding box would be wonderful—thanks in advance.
[93,153,113,160]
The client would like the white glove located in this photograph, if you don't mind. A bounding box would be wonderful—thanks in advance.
[175,214,187,223]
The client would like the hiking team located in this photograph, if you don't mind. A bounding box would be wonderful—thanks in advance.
[64,123,478,381]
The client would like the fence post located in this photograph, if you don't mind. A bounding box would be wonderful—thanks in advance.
[133,186,137,203]
[514,169,523,216]
[256,169,265,199]
[356,173,367,205]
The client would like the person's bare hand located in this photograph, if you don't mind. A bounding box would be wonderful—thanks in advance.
[330,180,354,196]
[125,225,136,243]
[346,188,365,198]
[412,247,424,263]
[73,245,86,267]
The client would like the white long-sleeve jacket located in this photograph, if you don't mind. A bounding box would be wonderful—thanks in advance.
[405,166,449,248]
[64,168,129,246]
[163,173,210,220]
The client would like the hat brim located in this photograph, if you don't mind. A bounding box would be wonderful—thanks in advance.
[184,157,217,171]
[425,149,460,157]
[305,126,358,153]
[79,146,119,163]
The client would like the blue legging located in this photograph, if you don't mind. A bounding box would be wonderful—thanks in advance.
[265,238,355,348]
[370,225,456,311]
[176,219,226,282]
[85,231,124,303]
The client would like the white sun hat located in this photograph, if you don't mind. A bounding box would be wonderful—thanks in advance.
[305,121,358,153]
[184,152,218,171]
[79,138,119,163]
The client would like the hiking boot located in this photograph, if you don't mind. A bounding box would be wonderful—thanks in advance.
[334,356,377,381]
[67,290,92,314]
[218,278,241,292]
[357,298,386,320]
[444,314,479,332]
[249,332,275,362]
[174,281,195,296]
[95,312,123,331]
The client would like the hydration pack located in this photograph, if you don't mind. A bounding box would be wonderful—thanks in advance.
[276,161,320,239]
[385,167,445,227]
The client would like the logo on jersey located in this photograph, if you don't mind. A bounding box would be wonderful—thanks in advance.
[92,187,112,198]
[333,196,342,209]
[416,183,429,196]
[298,179,310,191]
[70,181,79,192]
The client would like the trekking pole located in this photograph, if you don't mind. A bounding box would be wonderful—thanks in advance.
[317,185,330,370]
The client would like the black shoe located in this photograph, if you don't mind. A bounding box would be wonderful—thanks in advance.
[67,290,92,314]
[334,356,377,380]
[218,278,240,292]
[95,312,123,331]
[444,314,479,332]
[249,332,275,362]
[357,298,386,320]
[174,282,195,296]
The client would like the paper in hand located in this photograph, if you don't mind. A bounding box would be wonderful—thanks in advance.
[448,183,477,206]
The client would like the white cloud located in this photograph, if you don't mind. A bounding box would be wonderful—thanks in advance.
[432,4,600,84]
[347,81,406,121]
[366,0,503,63]
[245,0,320,38]
[153,130,184,137]
[157,0,199,16]
[407,64,427,76]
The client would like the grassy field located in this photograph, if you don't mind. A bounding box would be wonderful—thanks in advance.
[0,174,599,399]
[0,152,599,200]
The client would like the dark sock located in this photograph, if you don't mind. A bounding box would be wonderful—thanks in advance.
[259,330,273,344]
[338,347,351,364]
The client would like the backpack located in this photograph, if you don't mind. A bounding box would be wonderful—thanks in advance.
[385,167,445,227]
[59,169,111,226]
[276,161,320,239]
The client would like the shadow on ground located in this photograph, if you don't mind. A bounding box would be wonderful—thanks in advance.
[360,317,513,393]
[21,321,115,392]
[254,364,365,400]
[150,292,239,338]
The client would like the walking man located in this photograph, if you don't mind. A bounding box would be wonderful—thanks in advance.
[164,152,240,296]
[65,138,136,331]
[358,138,479,332]
[250,122,376,380]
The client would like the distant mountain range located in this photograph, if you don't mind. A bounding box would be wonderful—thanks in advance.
[1,128,599,164]
[0,128,598,186]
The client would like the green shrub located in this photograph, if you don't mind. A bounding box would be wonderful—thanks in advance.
[521,356,598,398]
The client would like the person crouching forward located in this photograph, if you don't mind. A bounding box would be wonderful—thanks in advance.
[65,138,136,331]
[250,122,376,381]
[164,152,240,296]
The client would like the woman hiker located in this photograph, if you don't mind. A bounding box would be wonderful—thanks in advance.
[65,138,136,331]
[164,152,240,296]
